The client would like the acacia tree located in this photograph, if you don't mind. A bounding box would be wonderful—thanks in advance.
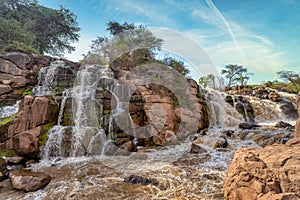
[221,64,252,87]
[276,70,300,89]
[235,69,253,86]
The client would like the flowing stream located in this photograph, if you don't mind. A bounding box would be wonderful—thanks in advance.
[2,61,298,199]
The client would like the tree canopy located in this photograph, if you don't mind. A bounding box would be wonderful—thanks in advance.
[88,21,190,76]
[221,64,252,87]
[0,0,80,56]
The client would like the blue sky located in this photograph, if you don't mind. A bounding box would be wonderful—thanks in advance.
[39,0,300,84]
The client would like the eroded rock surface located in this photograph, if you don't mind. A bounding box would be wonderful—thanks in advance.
[224,138,300,200]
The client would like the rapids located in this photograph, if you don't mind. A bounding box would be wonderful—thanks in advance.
[1,61,297,199]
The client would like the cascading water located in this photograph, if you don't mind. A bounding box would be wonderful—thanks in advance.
[42,63,117,158]
[32,60,70,96]
[0,100,20,119]
[205,90,244,128]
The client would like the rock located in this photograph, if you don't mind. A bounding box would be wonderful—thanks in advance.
[224,138,300,200]
[190,143,207,154]
[124,175,159,186]
[5,156,25,165]
[120,141,137,152]
[239,122,259,129]
[0,157,6,172]
[9,170,51,192]
[0,179,13,193]
[164,130,177,144]
[213,136,229,149]
[222,130,235,138]
[130,152,148,160]
[274,121,293,128]
[0,171,5,181]
[280,100,298,120]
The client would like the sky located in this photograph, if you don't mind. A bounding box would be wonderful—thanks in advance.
[39,0,300,84]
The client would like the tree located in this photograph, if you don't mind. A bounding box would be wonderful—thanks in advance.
[221,64,252,87]
[235,69,253,86]
[160,57,190,76]
[106,20,136,36]
[276,70,300,89]
[0,0,80,56]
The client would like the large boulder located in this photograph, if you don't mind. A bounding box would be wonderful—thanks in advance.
[224,138,300,200]
[2,96,58,157]
[9,170,51,192]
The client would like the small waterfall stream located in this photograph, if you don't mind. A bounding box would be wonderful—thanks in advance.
[42,63,115,158]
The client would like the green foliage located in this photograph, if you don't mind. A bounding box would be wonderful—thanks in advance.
[221,64,252,87]
[276,70,300,91]
[39,122,55,146]
[159,57,190,76]
[0,150,16,157]
[23,88,33,96]
[263,80,299,93]
[0,116,12,125]
[88,21,190,76]
[0,0,80,56]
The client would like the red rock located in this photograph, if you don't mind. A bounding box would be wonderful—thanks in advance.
[0,84,12,95]
[224,138,300,200]
[9,170,51,192]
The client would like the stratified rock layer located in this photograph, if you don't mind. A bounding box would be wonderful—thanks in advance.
[224,138,300,200]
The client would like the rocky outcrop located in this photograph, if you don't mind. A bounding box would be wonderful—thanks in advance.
[226,86,282,102]
[224,138,300,200]
[0,52,52,107]
[295,92,300,138]
[9,170,51,192]
[0,96,58,158]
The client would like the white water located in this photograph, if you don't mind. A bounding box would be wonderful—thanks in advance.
[32,60,69,96]
[43,63,116,158]
[205,90,243,128]
[0,100,20,119]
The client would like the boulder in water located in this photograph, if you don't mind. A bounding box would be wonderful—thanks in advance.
[213,136,229,149]
[190,143,207,154]
[274,121,293,128]
[9,170,51,192]
[239,122,259,129]
[124,175,159,186]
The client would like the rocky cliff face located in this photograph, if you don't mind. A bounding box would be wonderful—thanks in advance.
[0,52,209,158]
[295,92,300,138]
[224,138,300,200]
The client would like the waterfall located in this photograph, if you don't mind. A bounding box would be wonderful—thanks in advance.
[0,100,20,119]
[42,63,116,158]
[205,90,243,128]
[32,60,69,96]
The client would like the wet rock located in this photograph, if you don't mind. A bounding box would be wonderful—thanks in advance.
[5,156,26,166]
[0,171,5,181]
[280,100,298,120]
[222,130,235,138]
[274,121,293,128]
[130,152,148,160]
[164,130,177,144]
[224,138,300,200]
[9,170,51,192]
[213,136,229,149]
[0,157,7,172]
[120,141,137,152]
[239,122,259,129]
[0,179,13,193]
[124,175,159,186]
[190,143,207,154]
